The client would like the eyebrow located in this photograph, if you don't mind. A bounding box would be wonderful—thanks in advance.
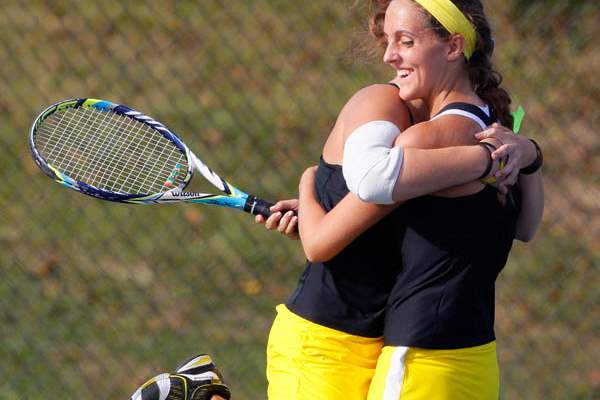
[383,29,418,38]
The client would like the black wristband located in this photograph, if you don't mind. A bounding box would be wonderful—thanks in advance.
[477,142,496,180]
[520,139,543,174]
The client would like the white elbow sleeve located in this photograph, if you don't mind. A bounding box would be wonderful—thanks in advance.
[342,120,404,204]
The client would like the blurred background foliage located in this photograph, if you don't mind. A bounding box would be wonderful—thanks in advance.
[0,1,597,399]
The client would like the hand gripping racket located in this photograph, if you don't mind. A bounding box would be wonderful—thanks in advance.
[29,98,280,217]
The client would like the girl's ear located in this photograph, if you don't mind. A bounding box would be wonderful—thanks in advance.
[447,33,466,61]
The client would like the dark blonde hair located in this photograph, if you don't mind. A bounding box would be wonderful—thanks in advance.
[369,0,513,127]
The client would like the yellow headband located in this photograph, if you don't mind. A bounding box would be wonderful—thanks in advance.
[413,0,477,60]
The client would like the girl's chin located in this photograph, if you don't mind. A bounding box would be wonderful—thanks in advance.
[397,87,419,102]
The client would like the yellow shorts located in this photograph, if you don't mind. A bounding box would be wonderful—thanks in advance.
[266,304,383,400]
[367,342,499,400]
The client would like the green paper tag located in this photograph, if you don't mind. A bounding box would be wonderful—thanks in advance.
[512,106,525,134]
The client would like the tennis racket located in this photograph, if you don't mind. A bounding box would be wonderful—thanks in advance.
[29,98,281,217]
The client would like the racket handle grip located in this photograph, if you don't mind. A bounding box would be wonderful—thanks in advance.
[244,196,298,218]
[244,196,276,217]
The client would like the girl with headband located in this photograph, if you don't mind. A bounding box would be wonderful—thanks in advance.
[363,3,543,396]
[259,0,543,399]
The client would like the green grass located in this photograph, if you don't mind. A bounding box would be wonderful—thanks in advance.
[0,1,598,398]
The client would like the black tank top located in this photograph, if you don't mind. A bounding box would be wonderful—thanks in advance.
[383,103,521,348]
[286,157,403,337]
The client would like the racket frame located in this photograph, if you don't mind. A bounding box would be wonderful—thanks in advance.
[29,98,274,216]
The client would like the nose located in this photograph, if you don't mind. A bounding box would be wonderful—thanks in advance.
[383,42,400,65]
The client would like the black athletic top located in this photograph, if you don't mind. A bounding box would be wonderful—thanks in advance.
[286,157,404,337]
[383,103,521,348]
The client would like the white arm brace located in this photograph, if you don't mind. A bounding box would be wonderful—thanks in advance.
[342,120,404,204]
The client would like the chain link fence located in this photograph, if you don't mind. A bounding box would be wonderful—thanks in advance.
[0,1,597,399]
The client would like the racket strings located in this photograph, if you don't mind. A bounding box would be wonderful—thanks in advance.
[34,107,188,194]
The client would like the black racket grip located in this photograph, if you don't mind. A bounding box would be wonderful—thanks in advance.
[244,196,297,218]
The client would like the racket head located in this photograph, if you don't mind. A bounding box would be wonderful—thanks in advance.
[29,98,194,203]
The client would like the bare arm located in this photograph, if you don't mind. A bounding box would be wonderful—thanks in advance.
[475,125,544,241]
[298,166,398,261]
[298,84,409,261]
[515,171,544,241]
[256,84,408,242]
[391,145,489,200]
[387,116,489,200]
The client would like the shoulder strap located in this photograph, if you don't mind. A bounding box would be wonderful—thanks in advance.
[431,102,496,129]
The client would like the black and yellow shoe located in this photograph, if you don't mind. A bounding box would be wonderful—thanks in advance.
[131,354,231,400]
